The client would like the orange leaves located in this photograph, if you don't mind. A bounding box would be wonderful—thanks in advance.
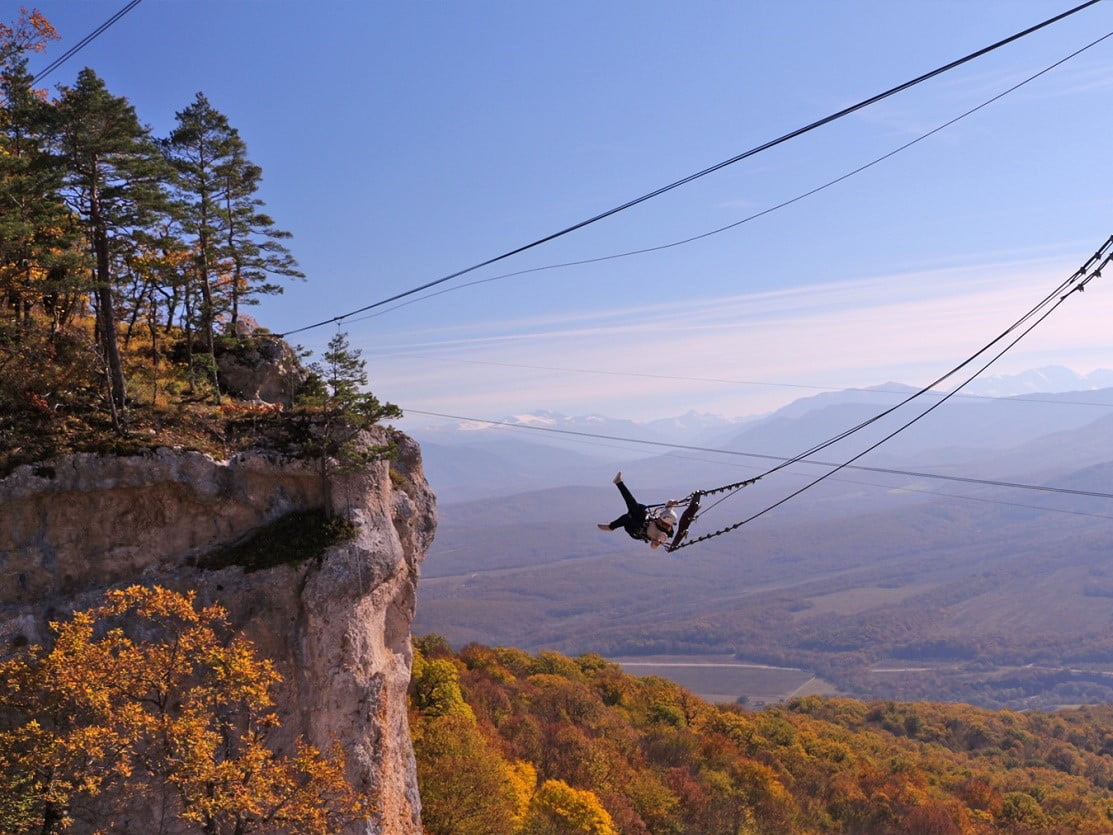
[0,585,369,833]
[0,8,57,62]
[412,641,1113,833]
[23,9,58,48]
[522,779,618,835]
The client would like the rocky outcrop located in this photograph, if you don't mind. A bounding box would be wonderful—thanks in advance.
[0,428,436,834]
[216,332,308,406]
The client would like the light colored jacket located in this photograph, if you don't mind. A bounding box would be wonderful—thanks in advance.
[646,518,672,548]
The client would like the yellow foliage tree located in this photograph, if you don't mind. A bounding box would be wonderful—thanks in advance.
[410,648,475,720]
[520,778,618,835]
[411,712,522,835]
[0,585,368,833]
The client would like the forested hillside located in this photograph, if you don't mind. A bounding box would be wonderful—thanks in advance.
[411,637,1113,834]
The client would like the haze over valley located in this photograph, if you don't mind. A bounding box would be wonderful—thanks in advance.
[411,367,1113,709]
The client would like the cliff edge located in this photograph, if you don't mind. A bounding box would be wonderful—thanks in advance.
[0,427,436,833]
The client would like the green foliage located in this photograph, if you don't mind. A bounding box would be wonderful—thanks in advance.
[301,331,402,429]
[410,649,474,720]
[200,508,355,572]
[53,68,174,424]
[410,641,1113,834]
[412,713,523,835]
[163,91,303,400]
[0,10,405,478]
[0,10,311,443]
[295,331,401,503]
[415,633,456,659]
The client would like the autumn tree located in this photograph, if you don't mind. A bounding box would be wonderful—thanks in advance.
[0,7,55,69]
[520,779,618,835]
[0,585,368,833]
[0,12,75,330]
[51,68,172,428]
[410,647,533,834]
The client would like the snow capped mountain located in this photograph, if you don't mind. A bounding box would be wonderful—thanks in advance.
[964,366,1113,397]
[403,368,1113,502]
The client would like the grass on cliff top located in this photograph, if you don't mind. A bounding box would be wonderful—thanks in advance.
[1,316,329,476]
[200,509,357,573]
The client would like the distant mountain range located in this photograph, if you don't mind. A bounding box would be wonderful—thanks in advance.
[963,366,1113,396]
[406,366,1113,502]
[411,366,1113,708]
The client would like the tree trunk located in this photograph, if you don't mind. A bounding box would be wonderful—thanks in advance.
[92,221,127,429]
[197,202,222,403]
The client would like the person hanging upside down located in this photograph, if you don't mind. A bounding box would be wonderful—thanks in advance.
[598,472,680,549]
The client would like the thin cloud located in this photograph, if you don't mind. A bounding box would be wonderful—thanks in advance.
[368,257,1110,420]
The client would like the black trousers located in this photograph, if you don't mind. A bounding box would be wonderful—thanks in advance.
[608,480,647,540]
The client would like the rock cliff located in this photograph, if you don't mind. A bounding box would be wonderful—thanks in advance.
[0,427,436,833]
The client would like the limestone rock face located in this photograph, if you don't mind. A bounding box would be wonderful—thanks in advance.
[0,428,436,834]
[216,334,308,406]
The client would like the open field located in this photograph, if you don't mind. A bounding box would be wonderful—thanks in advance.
[792,583,938,621]
[609,654,839,705]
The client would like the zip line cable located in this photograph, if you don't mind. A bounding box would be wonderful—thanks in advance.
[616,440,1113,522]
[674,248,1111,549]
[31,0,144,85]
[413,411,1113,522]
[277,0,1103,339]
[346,27,1113,326]
[570,234,1112,524]
[630,431,1113,521]
[403,237,1112,544]
[682,296,1089,545]
[734,236,1113,490]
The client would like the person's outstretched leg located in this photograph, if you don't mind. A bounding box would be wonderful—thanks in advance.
[615,475,640,516]
[601,514,629,531]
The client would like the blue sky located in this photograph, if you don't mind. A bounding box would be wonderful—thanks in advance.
[30,1,1113,422]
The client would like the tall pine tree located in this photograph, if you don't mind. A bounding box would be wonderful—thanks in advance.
[164,92,236,398]
[52,68,172,428]
[217,136,302,326]
[0,13,74,331]
[165,92,302,398]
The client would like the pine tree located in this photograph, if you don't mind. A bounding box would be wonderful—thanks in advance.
[315,330,402,426]
[164,92,238,399]
[300,332,401,514]
[51,68,172,428]
[218,137,303,326]
[0,13,75,332]
[165,92,303,399]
